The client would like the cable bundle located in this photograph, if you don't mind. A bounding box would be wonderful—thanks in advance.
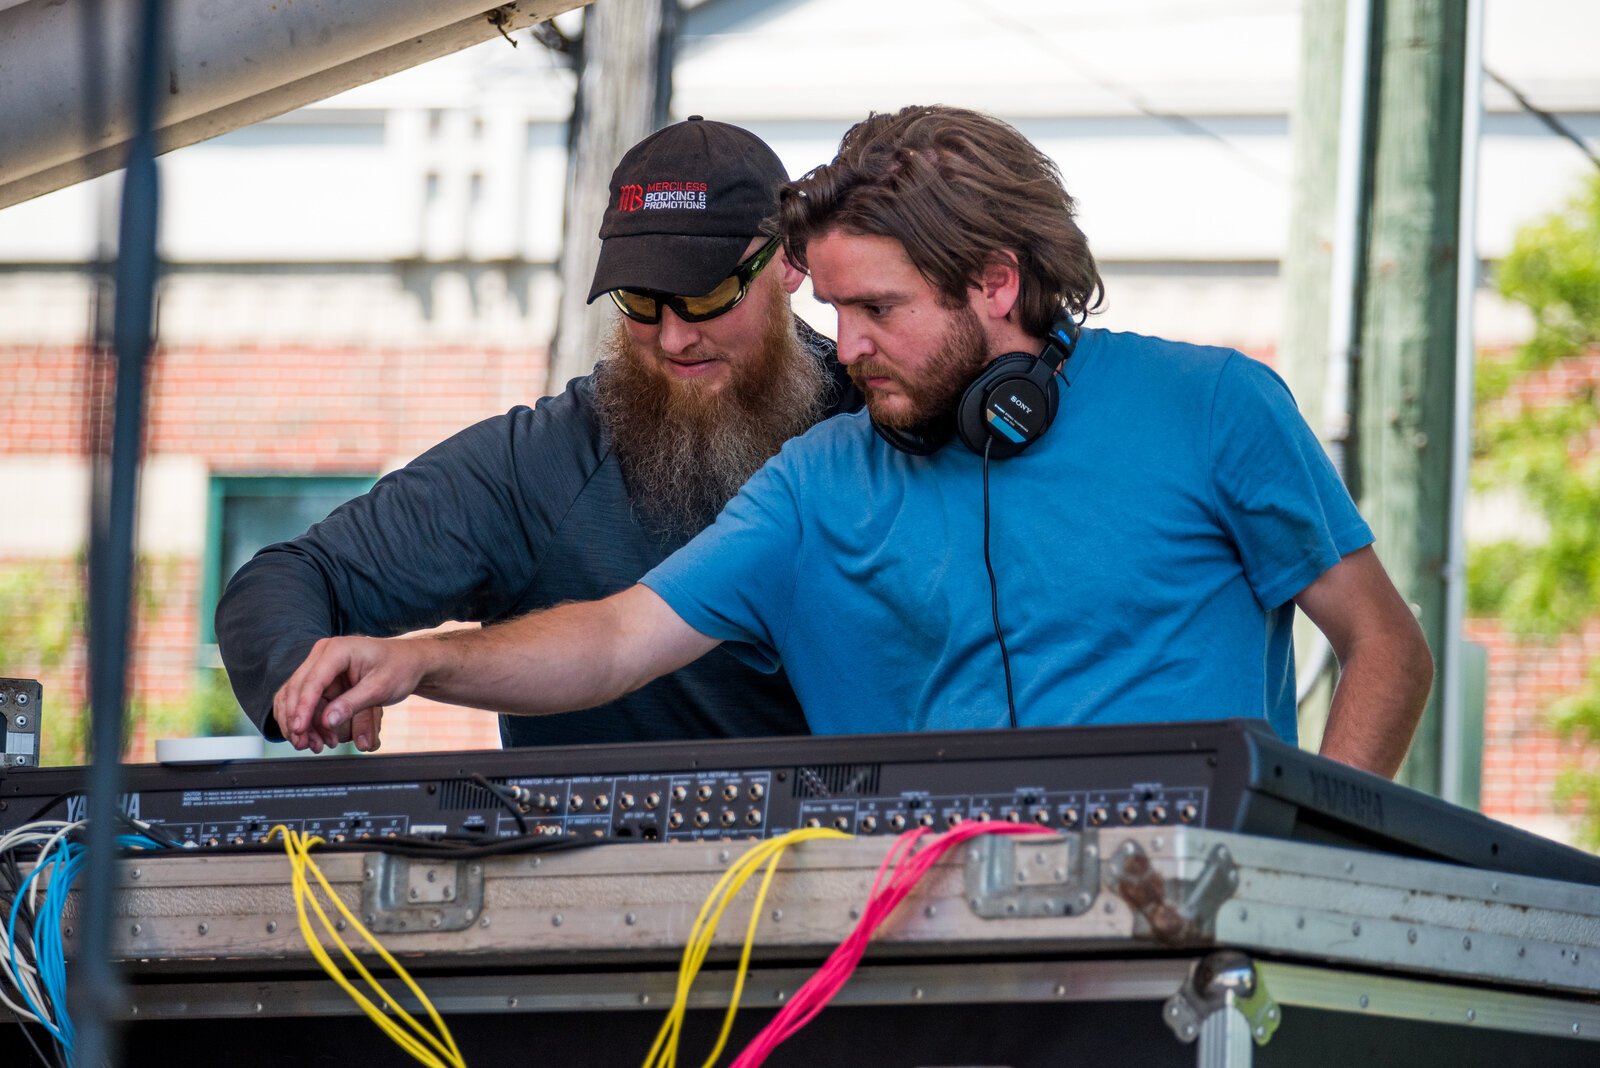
[729,821,1053,1067]
[268,826,465,1068]
[1,817,169,1068]
[644,826,852,1068]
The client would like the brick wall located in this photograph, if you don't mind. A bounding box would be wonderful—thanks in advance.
[0,345,90,453]
[148,344,547,470]
[1469,617,1600,827]
[2,340,542,761]
[1492,349,1600,411]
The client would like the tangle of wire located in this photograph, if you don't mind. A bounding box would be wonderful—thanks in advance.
[1,816,170,1068]
[727,822,1054,1067]
[642,821,1054,1067]
[269,826,465,1068]
[644,826,852,1068]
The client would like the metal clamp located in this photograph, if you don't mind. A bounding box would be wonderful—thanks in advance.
[1162,950,1281,1047]
[1105,839,1238,945]
[964,831,1099,919]
[361,854,484,933]
[1,678,42,769]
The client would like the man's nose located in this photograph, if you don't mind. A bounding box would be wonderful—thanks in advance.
[657,307,701,355]
[835,318,872,365]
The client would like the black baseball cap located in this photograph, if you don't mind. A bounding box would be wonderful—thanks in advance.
[586,116,788,303]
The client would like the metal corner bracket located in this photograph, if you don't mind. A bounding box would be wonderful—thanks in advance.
[964,831,1100,919]
[361,853,485,934]
[1106,838,1238,945]
[1162,949,1281,1047]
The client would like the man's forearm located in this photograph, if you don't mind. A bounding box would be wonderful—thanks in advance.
[281,584,720,748]
[418,597,652,715]
[1317,634,1433,779]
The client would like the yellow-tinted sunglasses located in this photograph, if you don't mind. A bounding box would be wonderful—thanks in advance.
[608,237,781,324]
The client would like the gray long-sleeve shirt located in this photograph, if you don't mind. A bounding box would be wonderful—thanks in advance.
[216,322,858,747]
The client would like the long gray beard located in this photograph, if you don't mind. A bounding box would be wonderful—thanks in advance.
[593,292,830,537]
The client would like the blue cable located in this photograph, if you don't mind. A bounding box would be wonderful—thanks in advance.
[5,831,168,1057]
[9,843,71,1045]
[37,845,81,1054]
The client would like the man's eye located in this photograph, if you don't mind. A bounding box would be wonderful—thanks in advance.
[864,304,890,318]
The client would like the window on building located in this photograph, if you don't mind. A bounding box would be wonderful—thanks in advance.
[197,475,376,747]
[200,475,376,650]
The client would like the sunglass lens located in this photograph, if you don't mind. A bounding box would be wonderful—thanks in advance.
[679,275,744,320]
[612,290,660,322]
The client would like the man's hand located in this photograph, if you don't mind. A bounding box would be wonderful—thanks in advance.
[273,636,431,753]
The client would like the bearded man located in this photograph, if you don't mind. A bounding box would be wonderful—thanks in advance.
[272,106,1431,782]
[217,117,860,752]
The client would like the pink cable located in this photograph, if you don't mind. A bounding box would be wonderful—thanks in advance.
[729,821,1051,1067]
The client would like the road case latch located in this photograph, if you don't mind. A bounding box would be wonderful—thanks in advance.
[361,854,484,933]
[1106,839,1238,945]
[1162,949,1281,1047]
[963,832,1099,919]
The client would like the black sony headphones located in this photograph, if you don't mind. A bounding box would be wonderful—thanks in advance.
[873,315,1079,459]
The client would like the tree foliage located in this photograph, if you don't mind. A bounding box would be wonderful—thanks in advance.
[0,559,243,764]
[1468,172,1600,847]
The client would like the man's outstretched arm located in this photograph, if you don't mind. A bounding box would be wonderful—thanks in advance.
[1294,545,1434,779]
[272,585,720,752]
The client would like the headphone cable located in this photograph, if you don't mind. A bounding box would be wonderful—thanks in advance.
[982,438,1020,729]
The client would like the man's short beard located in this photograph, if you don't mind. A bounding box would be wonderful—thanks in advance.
[849,303,990,429]
[594,282,829,536]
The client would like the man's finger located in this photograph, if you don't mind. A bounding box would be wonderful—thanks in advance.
[273,638,356,750]
[280,638,356,742]
[320,641,423,732]
[351,706,384,752]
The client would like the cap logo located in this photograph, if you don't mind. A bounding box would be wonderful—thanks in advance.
[628,178,709,211]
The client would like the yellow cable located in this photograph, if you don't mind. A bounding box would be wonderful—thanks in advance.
[285,829,462,1068]
[283,832,439,1065]
[277,829,447,1067]
[269,827,465,1068]
[293,828,464,1067]
[651,838,781,1068]
[294,836,464,1066]
[643,827,851,1068]
[272,828,430,1063]
[699,845,788,1067]
[647,836,786,1068]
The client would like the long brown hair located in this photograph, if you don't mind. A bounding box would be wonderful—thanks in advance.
[779,105,1104,336]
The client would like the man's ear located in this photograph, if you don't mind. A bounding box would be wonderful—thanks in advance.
[776,247,807,295]
[968,250,1021,323]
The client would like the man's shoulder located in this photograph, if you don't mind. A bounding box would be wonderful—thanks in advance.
[1088,326,1244,372]
[467,374,605,447]
[1084,327,1286,401]
[790,407,874,453]
[523,373,605,431]
[409,374,607,484]
[743,409,873,489]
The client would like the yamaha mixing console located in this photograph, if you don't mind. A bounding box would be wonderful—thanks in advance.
[3,718,1597,885]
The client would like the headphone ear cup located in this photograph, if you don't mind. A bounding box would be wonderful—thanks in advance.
[955,353,1059,458]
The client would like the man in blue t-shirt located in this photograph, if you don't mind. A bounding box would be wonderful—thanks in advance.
[273,105,1432,779]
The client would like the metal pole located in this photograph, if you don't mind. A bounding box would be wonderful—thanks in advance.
[77,0,165,1061]
[1441,0,1486,806]
[1321,0,1374,485]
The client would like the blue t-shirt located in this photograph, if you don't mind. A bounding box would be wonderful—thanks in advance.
[642,328,1372,744]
